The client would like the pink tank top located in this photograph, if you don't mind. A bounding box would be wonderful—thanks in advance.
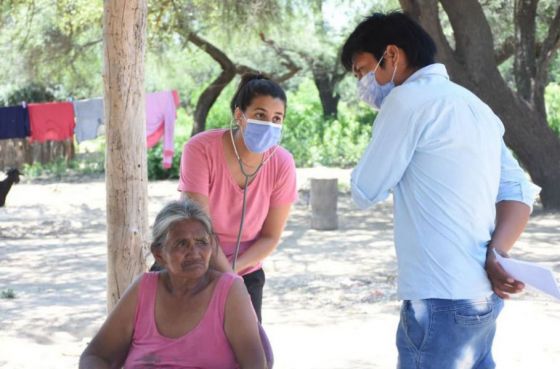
[123,272,239,369]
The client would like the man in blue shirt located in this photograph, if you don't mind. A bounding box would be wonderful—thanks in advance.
[341,11,540,369]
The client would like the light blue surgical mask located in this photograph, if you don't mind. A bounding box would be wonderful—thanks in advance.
[242,118,283,153]
[357,51,398,110]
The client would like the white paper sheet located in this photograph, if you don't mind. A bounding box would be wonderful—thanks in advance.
[494,249,560,300]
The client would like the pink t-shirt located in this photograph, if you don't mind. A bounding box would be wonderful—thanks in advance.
[178,129,297,274]
[123,272,240,369]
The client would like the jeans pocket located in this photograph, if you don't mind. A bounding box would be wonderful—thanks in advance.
[401,300,428,350]
[454,300,494,326]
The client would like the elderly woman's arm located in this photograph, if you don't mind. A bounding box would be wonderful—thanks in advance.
[79,277,140,369]
[224,279,267,369]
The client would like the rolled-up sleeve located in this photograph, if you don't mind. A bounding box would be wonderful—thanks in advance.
[351,100,419,209]
[496,140,541,211]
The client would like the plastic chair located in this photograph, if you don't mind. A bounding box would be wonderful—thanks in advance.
[259,324,274,369]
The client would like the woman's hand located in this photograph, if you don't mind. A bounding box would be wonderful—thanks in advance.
[233,204,291,273]
[485,246,524,299]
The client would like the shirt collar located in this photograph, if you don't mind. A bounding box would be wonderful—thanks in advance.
[403,63,449,85]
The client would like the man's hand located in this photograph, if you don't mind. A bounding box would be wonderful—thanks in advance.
[485,246,525,299]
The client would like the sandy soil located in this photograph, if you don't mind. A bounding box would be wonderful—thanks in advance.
[0,168,559,369]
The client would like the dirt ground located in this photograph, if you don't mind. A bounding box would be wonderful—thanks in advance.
[0,168,559,369]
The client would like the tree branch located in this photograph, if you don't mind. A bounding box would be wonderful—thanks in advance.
[439,0,496,76]
[186,32,236,73]
[495,35,515,64]
[514,0,538,101]
[399,0,458,66]
[537,4,560,75]
[258,32,302,82]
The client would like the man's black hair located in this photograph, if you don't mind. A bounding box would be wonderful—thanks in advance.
[341,11,437,72]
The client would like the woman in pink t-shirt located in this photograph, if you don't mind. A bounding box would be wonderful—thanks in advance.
[177,73,298,322]
[79,200,266,369]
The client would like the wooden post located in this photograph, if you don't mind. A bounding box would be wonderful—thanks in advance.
[103,0,148,311]
[310,178,338,230]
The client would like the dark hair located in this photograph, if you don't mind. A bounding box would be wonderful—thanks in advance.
[341,11,437,71]
[230,73,287,113]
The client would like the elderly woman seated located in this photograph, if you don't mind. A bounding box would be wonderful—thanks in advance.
[80,200,267,369]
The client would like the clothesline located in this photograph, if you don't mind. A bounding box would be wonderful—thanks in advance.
[0,90,180,169]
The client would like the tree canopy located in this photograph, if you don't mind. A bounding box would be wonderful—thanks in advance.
[1,0,560,208]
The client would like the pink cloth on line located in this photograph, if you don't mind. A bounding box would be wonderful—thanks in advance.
[146,90,179,168]
[123,272,239,369]
[178,129,298,275]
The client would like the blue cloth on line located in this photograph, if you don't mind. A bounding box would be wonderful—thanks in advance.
[0,106,30,139]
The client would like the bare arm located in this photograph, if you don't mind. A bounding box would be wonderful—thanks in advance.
[233,204,291,274]
[224,279,267,369]
[180,191,233,273]
[79,277,141,369]
[485,200,531,299]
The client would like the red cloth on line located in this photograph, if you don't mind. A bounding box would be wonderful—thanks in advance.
[172,90,180,107]
[28,102,75,142]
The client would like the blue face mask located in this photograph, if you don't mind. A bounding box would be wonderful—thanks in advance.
[242,118,283,153]
[357,51,398,110]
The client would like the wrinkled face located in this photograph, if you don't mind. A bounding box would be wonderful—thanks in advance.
[156,219,213,279]
[236,95,285,126]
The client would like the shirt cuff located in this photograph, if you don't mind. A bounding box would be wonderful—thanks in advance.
[496,181,541,212]
[351,180,375,209]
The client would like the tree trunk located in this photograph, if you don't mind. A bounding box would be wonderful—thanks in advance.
[192,70,236,136]
[103,0,149,311]
[312,69,340,118]
[187,33,237,136]
[400,0,560,209]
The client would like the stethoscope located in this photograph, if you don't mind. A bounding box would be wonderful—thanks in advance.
[229,118,280,271]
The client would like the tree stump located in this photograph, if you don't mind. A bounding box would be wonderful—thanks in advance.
[310,178,338,230]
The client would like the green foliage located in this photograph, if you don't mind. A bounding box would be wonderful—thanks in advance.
[282,80,325,165]
[0,0,103,100]
[283,79,373,167]
[22,152,104,180]
[2,83,56,106]
[206,82,237,130]
[545,83,560,136]
[147,78,375,178]
[0,289,16,299]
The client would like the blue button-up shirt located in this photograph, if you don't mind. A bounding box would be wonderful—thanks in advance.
[351,64,541,300]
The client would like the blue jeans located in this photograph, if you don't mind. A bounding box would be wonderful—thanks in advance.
[396,294,504,369]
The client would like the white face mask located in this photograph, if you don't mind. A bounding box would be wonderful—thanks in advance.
[357,51,398,110]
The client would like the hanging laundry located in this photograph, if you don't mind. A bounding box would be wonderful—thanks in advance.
[171,90,180,107]
[0,105,30,139]
[146,90,179,169]
[28,102,75,142]
[73,98,104,144]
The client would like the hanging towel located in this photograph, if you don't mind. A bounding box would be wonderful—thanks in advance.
[28,102,75,142]
[146,90,178,169]
[0,106,30,139]
[73,98,104,143]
